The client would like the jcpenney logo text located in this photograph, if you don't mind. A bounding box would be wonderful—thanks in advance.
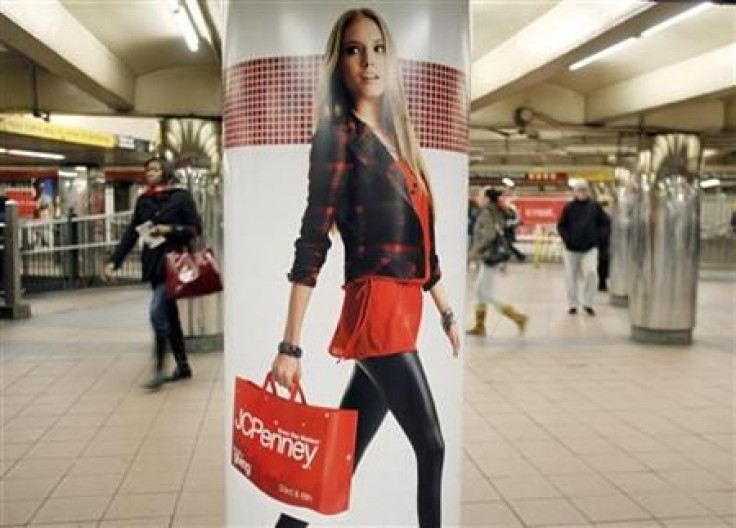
[234,409,319,470]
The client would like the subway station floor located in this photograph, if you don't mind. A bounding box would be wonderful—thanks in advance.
[1,264,734,527]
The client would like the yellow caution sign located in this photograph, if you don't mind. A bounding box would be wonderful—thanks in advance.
[0,115,116,149]
[573,170,614,183]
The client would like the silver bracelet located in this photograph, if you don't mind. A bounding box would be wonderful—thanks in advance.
[441,308,456,333]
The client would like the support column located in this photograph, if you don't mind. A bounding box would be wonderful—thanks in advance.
[223,2,469,525]
[609,165,637,307]
[629,134,702,345]
[0,201,32,319]
[161,117,224,352]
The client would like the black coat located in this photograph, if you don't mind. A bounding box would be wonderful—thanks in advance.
[557,198,610,252]
[109,188,201,285]
[288,116,441,291]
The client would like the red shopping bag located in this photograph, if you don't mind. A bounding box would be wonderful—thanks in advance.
[231,374,358,515]
[165,247,223,300]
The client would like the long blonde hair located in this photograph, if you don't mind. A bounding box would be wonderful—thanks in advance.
[315,8,433,203]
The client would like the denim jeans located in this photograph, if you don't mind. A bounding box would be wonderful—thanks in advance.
[149,283,171,335]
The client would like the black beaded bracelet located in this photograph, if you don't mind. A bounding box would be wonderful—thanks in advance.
[441,308,456,333]
[278,341,303,359]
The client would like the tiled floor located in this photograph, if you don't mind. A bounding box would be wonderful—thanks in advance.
[1,265,734,527]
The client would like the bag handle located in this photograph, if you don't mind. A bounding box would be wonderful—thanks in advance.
[263,373,307,404]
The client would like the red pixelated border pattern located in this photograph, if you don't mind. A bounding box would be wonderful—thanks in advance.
[224,55,468,153]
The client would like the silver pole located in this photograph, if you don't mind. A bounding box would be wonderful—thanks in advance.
[629,134,702,345]
[1,201,31,319]
[609,167,635,307]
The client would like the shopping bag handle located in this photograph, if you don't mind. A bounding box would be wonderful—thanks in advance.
[263,373,307,404]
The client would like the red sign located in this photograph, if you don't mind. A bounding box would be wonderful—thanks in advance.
[508,195,568,234]
[5,189,35,219]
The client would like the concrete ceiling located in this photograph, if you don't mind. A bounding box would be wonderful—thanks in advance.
[471,1,559,62]
[555,6,736,94]
[470,1,736,170]
[0,0,221,116]
[60,0,217,76]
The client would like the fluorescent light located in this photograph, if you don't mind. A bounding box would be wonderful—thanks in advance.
[700,178,721,189]
[642,2,712,38]
[502,177,515,188]
[175,8,199,52]
[58,170,77,178]
[6,149,65,160]
[185,0,211,43]
[569,37,637,71]
[0,147,6,154]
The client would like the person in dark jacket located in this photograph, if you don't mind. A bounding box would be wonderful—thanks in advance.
[557,180,610,316]
[103,157,201,390]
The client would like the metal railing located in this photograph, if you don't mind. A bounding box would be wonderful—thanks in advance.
[18,211,142,292]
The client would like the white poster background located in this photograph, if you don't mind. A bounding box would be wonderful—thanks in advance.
[224,2,469,526]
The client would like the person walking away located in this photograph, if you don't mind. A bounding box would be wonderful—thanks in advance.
[557,180,610,316]
[103,157,202,390]
[467,188,528,336]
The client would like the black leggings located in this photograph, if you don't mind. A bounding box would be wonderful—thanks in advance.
[276,352,444,528]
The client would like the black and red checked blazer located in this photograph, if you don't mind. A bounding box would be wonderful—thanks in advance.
[288,115,442,291]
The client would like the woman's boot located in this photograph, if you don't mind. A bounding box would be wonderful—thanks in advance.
[466,304,487,336]
[144,333,168,391]
[168,328,192,382]
[500,304,528,334]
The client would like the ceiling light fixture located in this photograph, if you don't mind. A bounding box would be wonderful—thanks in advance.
[168,0,200,53]
[4,149,65,160]
[569,2,713,73]
[700,178,721,189]
[642,2,713,38]
[569,37,637,71]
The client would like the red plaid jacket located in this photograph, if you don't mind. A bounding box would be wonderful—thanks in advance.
[288,116,442,291]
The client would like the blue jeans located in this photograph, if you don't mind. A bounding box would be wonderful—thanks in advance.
[148,283,188,372]
[149,283,171,335]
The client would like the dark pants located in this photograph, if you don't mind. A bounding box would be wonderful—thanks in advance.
[277,352,445,528]
[598,245,610,289]
[149,283,188,372]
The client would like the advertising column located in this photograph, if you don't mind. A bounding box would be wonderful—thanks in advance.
[223,1,469,526]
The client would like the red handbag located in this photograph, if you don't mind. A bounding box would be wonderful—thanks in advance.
[165,247,223,299]
[231,374,358,515]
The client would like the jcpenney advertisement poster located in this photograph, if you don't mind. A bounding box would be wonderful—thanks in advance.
[223,1,469,525]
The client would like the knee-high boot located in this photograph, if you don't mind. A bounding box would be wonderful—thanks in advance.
[499,304,529,334]
[466,304,487,336]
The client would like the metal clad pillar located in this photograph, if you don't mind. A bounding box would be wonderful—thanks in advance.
[630,134,702,344]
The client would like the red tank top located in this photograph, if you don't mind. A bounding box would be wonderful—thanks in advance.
[329,160,432,360]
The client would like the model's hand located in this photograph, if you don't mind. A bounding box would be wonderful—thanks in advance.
[150,224,172,236]
[446,323,461,357]
[102,263,115,282]
[271,353,302,390]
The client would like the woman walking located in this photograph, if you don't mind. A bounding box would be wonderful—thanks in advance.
[104,157,201,391]
[271,8,460,528]
[467,187,528,336]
